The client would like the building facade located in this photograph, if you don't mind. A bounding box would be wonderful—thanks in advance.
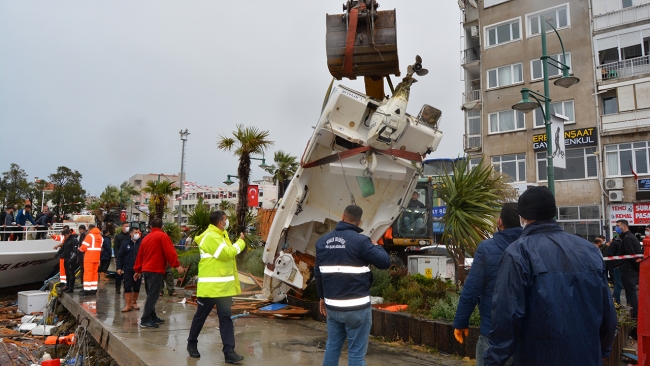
[591,0,650,235]
[128,173,182,223]
[460,0,602,240]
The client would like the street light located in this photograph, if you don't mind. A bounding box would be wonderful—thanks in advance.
[224,175,239,186]
[250,152,270,169]
[511,18,579,196]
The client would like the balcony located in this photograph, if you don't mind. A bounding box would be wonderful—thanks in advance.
[461,47,481,65]
[601,108,650,133]
[597,55,650,82]
[463,89,481,104]
[464,7,478,23]
[464,134,482,151]
[593,3,650,31]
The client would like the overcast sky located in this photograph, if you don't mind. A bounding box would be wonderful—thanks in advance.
[0,1,464,196]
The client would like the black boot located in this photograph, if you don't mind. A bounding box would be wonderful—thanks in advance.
[78,290,90,296]
[187,342,200,358]
[224,351,244,364]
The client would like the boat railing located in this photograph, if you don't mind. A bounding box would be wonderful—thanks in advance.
[0,223,88,241]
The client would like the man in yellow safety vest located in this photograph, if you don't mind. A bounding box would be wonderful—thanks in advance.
[186,210,246,364]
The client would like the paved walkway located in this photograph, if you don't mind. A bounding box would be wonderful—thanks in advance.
[58,280,468,366]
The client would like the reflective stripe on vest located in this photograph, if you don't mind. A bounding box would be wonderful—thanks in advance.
[198,276,236,283]
[324,296,371,307]
[86,248,101,251]
[319,265,370,274]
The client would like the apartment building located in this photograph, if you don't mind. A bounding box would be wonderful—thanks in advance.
[591,0,650,235]
[128,173,182,222]
[460,0,602,240]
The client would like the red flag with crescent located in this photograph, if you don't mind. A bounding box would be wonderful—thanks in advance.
[247,185,259,207]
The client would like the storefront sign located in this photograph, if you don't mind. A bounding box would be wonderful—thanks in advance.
[638,179,650,191]
[532,127,597,152]
[609,203,650,225]
[610,204,633,224]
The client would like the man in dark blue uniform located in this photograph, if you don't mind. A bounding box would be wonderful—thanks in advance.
[116,227,142,312]
[485,186,617,366]
[315,205,391,366]
[453,203,522,365]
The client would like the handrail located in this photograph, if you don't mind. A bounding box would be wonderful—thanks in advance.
[461,46,481,65]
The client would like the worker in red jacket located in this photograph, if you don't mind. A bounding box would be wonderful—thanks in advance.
[78,225,103,296]
[134,218,185,328]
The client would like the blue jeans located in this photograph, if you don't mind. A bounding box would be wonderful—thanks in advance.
[613,268,623,305]
[323,306,372,366]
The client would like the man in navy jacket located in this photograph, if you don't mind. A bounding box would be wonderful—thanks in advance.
[15,204,36,241]
[453,203,522,365]
[315,205,391,366]
[485,187,616,366]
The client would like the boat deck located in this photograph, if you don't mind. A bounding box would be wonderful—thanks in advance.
[57,280,462,365]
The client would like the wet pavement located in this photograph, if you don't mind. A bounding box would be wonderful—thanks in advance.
[58,280,468,366]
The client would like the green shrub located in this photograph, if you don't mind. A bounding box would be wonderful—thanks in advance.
[380,273,456,316]
[370,267,391,297]
[163,221,181,244]
[429,292,480,326]
[240,247,265,277]
[176,248,200,278]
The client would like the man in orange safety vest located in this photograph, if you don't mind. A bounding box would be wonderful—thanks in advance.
[78,225,102,296]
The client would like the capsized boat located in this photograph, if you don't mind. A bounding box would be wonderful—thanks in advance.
[262,57,443,302]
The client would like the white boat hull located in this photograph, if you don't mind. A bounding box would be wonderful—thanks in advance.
[262,81,443,301]
[0,239,59,288]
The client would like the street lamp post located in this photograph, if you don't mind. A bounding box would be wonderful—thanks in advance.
[178,129,190,227]
[512,18,579,196]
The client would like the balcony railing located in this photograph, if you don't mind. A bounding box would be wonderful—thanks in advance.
[601,108,650,133]
[464,134,482,150]
[463,89,481,104]
[464,7,478,23]
[461,47,481,65]
[597,55,650,82]
[593,3,650,31]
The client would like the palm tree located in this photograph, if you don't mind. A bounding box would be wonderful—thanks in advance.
[141,180,180,223]
[217,124,274,234]
[438,156,517,284]
[264,150,299,198]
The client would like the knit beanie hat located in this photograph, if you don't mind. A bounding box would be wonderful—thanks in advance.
[517,186,556,220]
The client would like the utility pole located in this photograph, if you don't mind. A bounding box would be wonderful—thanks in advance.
[178,129,190,227]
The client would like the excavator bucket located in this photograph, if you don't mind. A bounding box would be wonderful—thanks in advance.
[326,8,399,80]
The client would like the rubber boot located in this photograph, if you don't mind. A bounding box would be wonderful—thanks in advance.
[121,292,132,312]
[131,292,140,310]
[187,342,200,358]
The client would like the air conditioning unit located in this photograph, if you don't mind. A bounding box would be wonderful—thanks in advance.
[470,26,479,37]
[605,178,624,190]
[609,190,624,202]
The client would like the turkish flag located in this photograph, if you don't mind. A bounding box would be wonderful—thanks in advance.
[247,185,259,207]
[120,210,127,222]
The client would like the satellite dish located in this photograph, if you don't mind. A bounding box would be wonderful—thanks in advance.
[468,0,478,8]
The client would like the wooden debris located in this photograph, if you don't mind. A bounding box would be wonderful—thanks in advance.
[250,305,310,319]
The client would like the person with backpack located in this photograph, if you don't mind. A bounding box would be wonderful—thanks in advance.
[615,219,643,318]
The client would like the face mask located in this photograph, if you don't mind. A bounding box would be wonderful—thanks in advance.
[224,219,229,229]
[615,227,623,234]
[124,226,129,233]
[133,233,140,240]
[646,231,650,236]
[519,216,527,230]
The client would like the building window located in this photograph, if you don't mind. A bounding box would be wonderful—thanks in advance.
[537,147,597,181]
[556,205,601,241]
[469,157,482,170]
[492,154,526,182]
[488,110,525,133]
[485,18,521,48]
[466,109,481,149]
[596,30,649,65]
[603,96,618,115]
[527,4,570,37]
[605,141,650,177]
[533,100,575,127]
[622,0,634,8]
[484,0,510,8]
[487,63,523,88]
[531,52,571,80]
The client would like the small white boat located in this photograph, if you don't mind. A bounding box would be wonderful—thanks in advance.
[262,57,443,302]
[0,221,89,288]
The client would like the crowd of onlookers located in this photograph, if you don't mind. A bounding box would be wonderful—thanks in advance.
[0,204,65,241]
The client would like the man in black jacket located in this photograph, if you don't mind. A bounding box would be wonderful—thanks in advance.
[315,205,391,366]
[116,227,142,312]
[113,222,130,294]
[615,219,643,318]
[60,228,80,293]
